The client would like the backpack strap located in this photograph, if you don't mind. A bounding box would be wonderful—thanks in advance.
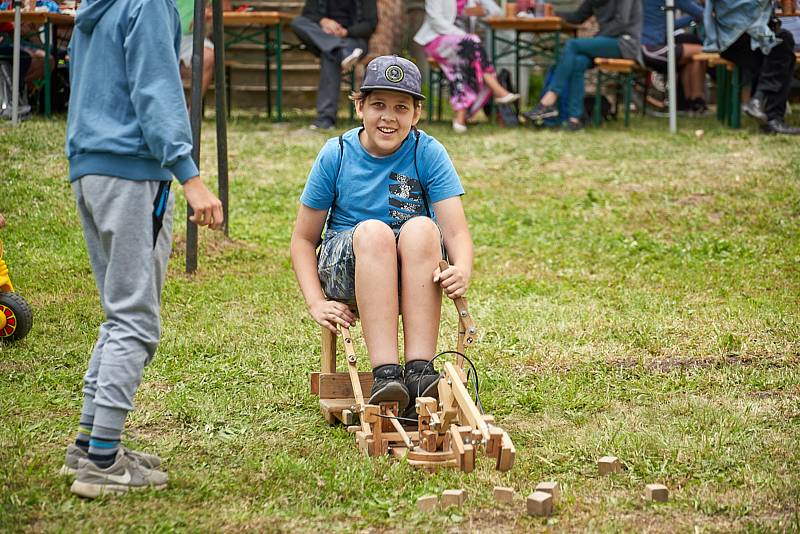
[412,128,432,218]
[322,134,345,240]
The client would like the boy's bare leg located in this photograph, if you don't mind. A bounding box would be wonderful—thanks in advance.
[398,217,442,362]
[353,220,400,368]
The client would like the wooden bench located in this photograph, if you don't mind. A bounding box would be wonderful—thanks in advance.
[592,58,644,127]
[693,52,742,128]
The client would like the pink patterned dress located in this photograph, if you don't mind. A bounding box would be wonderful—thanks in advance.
[423,0,496,118]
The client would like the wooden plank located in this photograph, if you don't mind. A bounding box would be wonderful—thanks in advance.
[497,431,516,472]
[311,372,374,398]
[407,449,455,462]
[444,362,490,441]
[462,444,475,473]
[320,327,337,374]
[319,398,355,425]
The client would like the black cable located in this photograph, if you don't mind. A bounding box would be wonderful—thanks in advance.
[375,413,419,424]
[418,350,483,414]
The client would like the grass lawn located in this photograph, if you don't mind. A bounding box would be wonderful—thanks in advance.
[1,114,799,533]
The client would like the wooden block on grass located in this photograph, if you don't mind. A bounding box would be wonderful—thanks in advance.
[644,483,669,502]
[417,494,438,511]
[442,489,467,507]
[535,481,560,504]
[493,486,514,503]
[598,456,621,475]
[526,491,553,516]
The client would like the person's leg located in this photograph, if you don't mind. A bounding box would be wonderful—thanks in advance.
[757,29,796,121]
[316,51,342,126]
[562,37,620,122]
[397,217,442,361]
[74,176,172,469]
[201,42,214,98]
[352,220,400,367]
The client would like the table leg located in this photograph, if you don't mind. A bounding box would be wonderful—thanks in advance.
[730,65,740,129]
[624,73,632,127]
[44,21,51,117]
[593,71,602,127]
[490,29,497,123]
[276,22,283,122]
[264,27,272,119]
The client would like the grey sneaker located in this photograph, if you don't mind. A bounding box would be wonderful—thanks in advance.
[70,449,168,498]
[59,443,161,476]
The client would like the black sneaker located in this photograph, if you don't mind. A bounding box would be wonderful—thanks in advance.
[761,119,800,135]
[563,119,584,132]
[368,364,409,413]
[689,97,708,116]
[309,117,335,131]
[402,359,441,419]
[522,102,559,123]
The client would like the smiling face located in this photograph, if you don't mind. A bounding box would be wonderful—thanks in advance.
[356,90,422,157]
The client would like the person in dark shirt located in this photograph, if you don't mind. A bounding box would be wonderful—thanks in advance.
[291,0,378,130]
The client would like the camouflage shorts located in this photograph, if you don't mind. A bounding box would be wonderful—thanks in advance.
[317,219,444,303]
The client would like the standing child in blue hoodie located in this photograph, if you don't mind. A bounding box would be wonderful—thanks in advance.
[62,0,223,498]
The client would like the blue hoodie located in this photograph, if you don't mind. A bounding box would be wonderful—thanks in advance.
[65,0,198,183]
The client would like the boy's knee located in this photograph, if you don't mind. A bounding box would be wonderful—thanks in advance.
[353,220,395,254]
[398,217,440,255]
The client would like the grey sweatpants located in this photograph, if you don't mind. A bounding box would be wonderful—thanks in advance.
[72,175,174,425]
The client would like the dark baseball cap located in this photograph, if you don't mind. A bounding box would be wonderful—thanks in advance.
[360,55,426,100]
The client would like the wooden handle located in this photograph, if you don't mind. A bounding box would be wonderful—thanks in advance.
[438,260,449,272]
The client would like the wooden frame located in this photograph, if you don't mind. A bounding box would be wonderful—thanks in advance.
[310,261,515,472]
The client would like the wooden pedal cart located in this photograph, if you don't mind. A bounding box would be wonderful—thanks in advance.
[310,261,515,473]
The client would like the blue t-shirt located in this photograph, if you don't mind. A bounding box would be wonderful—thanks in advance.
[300,128,464,233]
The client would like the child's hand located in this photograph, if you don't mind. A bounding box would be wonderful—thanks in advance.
[309,298,357,333]
[434,264,469,299]
[182,176,224,230]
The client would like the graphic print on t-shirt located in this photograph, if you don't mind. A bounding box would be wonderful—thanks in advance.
[388,171,425,228]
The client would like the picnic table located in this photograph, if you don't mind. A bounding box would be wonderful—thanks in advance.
[0,10,73,117]
[484,16,577,93]
[222,10,293,121]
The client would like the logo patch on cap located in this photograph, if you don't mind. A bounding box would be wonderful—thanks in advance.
[385,65,404,83]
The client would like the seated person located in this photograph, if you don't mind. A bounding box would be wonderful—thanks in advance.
[413,0,519,133]
[291,0,378,131]
[641,0,707,113]
[705,0,798,135]
[176,0,231,109]
[522,0,643,130]
[291,56,473,417]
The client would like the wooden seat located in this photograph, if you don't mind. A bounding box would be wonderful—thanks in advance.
[692,52,742,128]
[592,57,644,127]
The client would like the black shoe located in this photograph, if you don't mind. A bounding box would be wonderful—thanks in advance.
[689,98,708,116]
[563,119,584,132]
[368,364,409,413]
[743,98,768,124]
[761,118,800,135]
[522,102,559,123]
[309,117,335,131]
[402,359,441,419]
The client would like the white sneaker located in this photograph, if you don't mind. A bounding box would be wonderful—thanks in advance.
[452,120,468,133]
[495,93,520,105]
[341,48,364,71]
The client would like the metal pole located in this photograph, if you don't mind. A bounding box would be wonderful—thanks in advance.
[211,0,229,236]
[665,0,677,134]
[11,0,21,125]
[187,0,206,273]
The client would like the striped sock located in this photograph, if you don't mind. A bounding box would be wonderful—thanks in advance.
[87,405,126,469]
[75,395,96,452]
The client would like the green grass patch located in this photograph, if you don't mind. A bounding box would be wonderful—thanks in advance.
[1,114,799,532]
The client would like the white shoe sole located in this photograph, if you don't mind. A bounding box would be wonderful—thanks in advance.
[59,464,77,476]
[495,93,520,105]
[70,479,168,499]
[341,48,363,71]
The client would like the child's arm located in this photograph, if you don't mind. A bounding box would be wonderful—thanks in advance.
[433,197,473,299]
[290,205,357,333]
